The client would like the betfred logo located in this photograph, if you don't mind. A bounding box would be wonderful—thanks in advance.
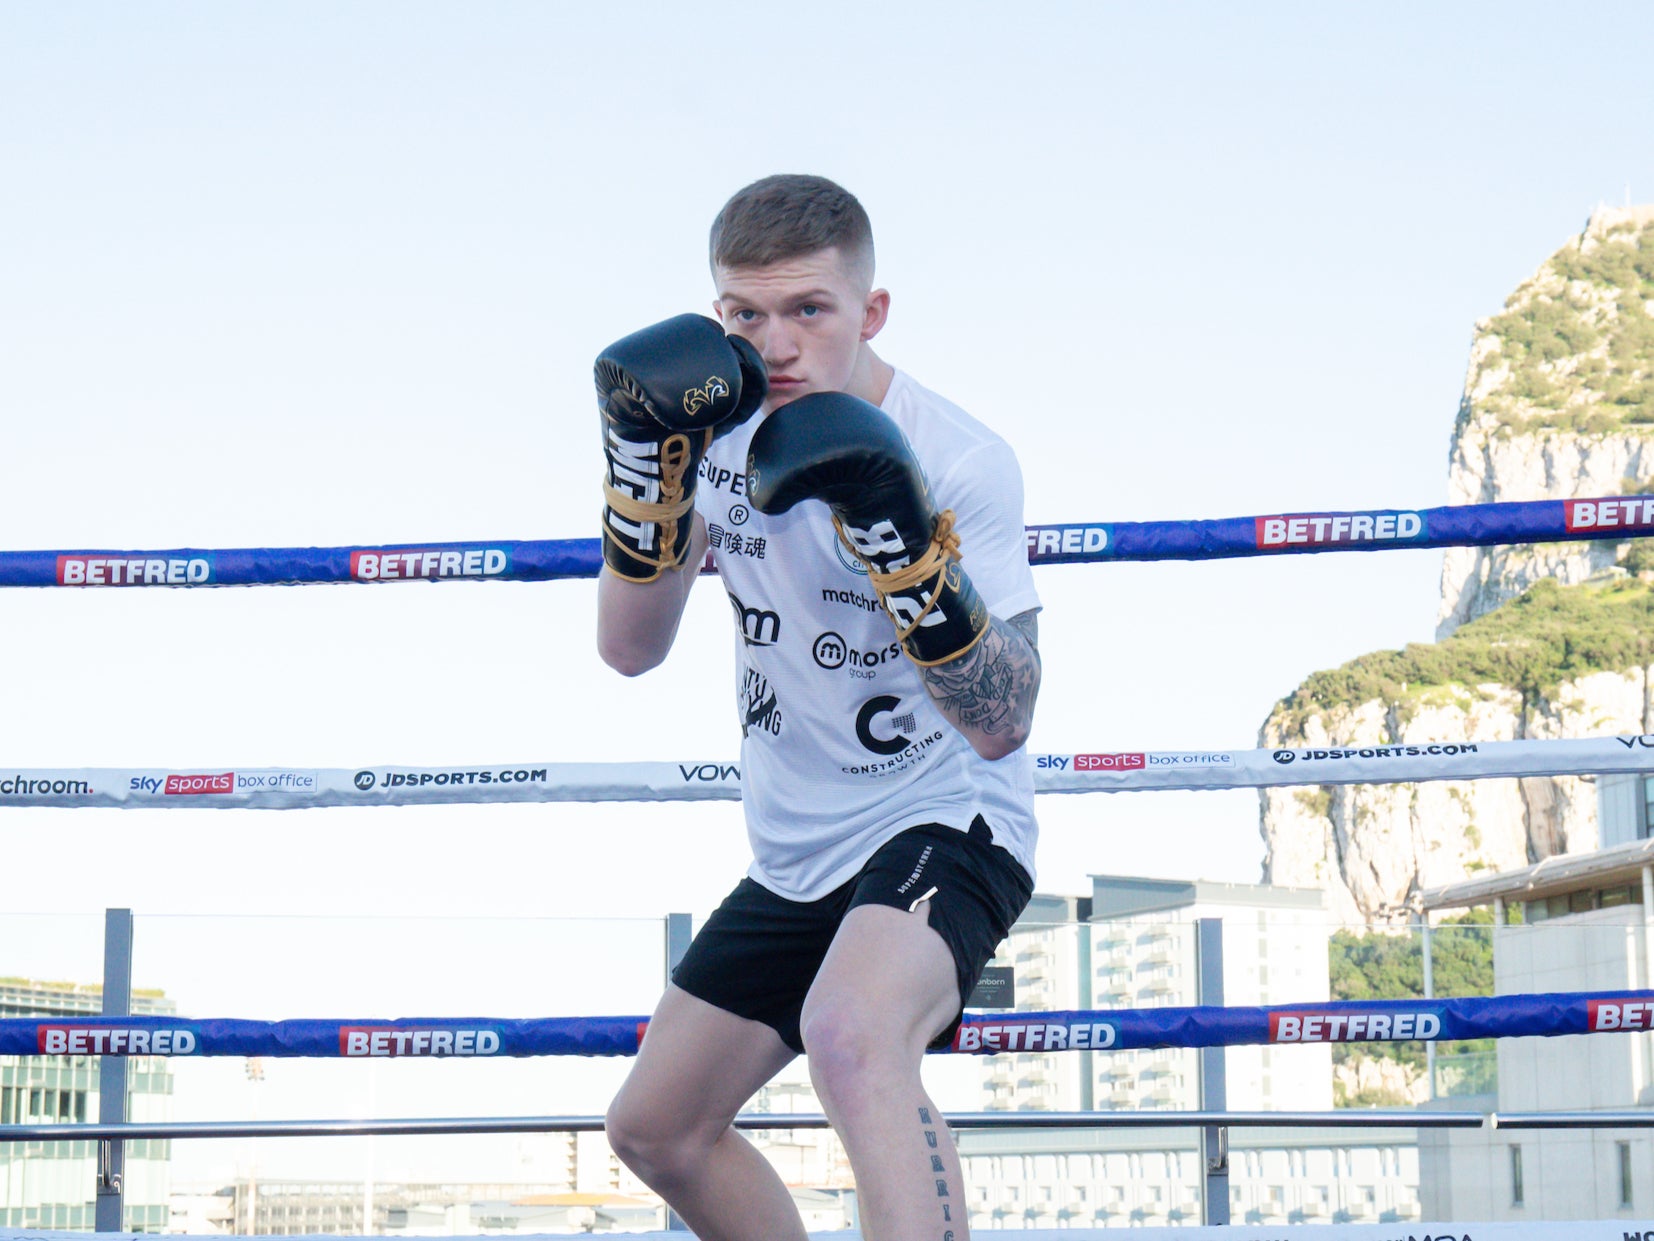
[165,772,234,795]
[954,1018,1118,1053]
[1255,512,1424,549]
[38,1025,198,1055]
[1270,1010,1441,1042]
[1025,525,1110,559]
[1075,753,1146,771]
[57,556,212,586]
[1587,999,1654,1031]
[1565,498,1654,533]
[339,1027,502,1057]
[350,548,508,581]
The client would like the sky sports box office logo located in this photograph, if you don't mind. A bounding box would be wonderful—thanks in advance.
[126,771,319,795]
[56,555,213,585]
[1255,511,1425,549]
[1036,752,1234,771]
[350,547,509,581]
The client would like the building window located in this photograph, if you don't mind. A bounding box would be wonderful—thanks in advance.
[1642,775,1654,838]
[1511,1146,1524,1207]
[1619,1141,1634,1207]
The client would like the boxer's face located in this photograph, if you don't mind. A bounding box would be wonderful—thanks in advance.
[714,247,887,411]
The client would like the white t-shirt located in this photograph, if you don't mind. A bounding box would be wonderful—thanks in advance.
[694,369,1041,901]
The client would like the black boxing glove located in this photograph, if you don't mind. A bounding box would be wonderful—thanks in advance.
[747,392,990,666]
[595,314,767,581]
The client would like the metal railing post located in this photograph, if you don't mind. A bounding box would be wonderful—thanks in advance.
[665,912,693,981]
[1197,917,1230,1225]
[662,913,694,1232]
[1421,915,1437,1100]
[95,908,133,1232]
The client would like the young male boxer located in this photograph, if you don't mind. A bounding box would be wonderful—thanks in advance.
[595,174,1042,1241]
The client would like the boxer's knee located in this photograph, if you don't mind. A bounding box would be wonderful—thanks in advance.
[605,1094,715,1187]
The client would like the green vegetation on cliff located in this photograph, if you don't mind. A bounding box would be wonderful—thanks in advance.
[1330,910,1498,1105]
[1474,223,1654,434]
[1273,577,1654,734]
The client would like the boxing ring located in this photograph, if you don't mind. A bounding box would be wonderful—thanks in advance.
[5,495,1654,1239]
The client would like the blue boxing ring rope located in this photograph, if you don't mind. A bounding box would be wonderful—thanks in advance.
[0,494,1649,587]
[4,494,1654,1240]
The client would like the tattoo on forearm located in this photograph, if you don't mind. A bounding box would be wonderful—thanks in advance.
[922,609,1041,739]
[919,1107,956,1240]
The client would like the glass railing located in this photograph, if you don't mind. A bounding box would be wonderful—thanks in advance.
[4,908,1653,1231]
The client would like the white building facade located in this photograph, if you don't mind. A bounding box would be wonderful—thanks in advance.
[1418,835,1654,1222]
[961,875,1422,1229]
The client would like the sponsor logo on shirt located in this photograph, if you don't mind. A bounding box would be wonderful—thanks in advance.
[727,591,780,646]
[822,586,881,614]
[833,537,870,577]
[812,631,901,679]
[739,666,782,738]
[842,695,943,777]
[697,459,749,496]
[707,525,766,558]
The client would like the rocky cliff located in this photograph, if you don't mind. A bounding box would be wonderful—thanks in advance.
[1438,205,1654,635]
[1260,581,1654,923]
[1261,206,1654,924]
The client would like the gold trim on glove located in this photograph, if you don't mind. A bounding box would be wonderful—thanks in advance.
[833,509,989,665]
[600,430,710,581]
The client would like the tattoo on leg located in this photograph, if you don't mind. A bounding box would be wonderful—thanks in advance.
[922,1107,956,1239]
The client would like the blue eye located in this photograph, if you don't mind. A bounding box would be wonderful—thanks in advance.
[735,309,758,322]
[799,305,820,318]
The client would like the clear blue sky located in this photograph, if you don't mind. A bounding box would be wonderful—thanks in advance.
[1,0,1652,1178]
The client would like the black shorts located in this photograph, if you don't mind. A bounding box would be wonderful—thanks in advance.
[671,816,1033,1054]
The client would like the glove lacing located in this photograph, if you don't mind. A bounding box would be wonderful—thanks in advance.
[833,508,963,642]
[602,429,711,578]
